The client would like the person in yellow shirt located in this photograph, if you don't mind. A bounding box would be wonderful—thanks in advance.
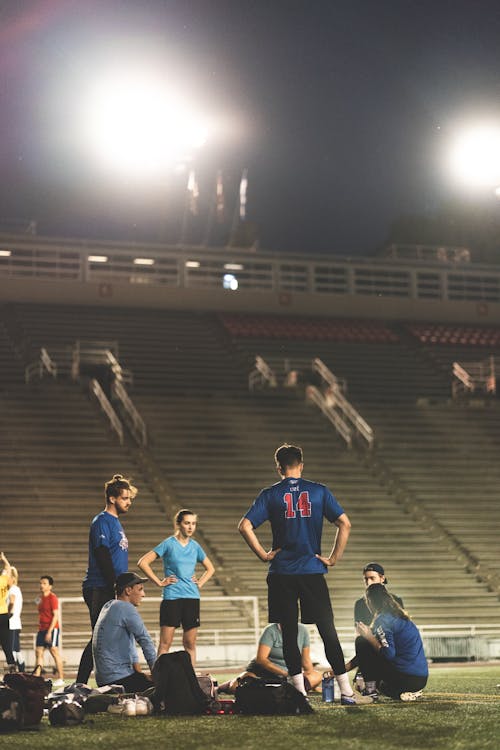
[0,551,15,671]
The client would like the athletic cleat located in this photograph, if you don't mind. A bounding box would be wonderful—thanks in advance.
[341,691,374,705]
[400,690,423,702]
[135,696,153,715]
[361,689,378,701]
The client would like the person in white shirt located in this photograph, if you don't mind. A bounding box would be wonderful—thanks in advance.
[7,566,24,672]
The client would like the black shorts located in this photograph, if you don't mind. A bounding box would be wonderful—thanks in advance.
[267,573,333,624]
[245,659,285,682]
[160,599,200,630]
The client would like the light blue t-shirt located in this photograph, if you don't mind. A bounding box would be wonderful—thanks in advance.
[153,536,206,600]
[259,623,310,671]
[92,599,157,686]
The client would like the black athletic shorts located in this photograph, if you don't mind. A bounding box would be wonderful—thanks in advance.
[160,598,200,630]
[267,573,333,624]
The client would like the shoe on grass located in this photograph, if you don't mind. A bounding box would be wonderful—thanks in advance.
[400,690,423,702]
[341,691,374,705]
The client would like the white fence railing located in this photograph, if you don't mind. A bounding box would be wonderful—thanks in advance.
[2,234,500,303]
[24,595,261,669]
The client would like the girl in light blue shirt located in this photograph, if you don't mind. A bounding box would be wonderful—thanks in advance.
[138,509,214,667]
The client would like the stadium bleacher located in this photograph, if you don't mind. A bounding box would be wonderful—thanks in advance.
[3,303,500,666]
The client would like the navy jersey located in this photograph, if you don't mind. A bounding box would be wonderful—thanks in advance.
[244,476,345,575]
[373,612,428,677]
[83,511,129,588]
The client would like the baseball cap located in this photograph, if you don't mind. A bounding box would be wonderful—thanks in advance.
[115,572,148,592]
[362,562,387,583]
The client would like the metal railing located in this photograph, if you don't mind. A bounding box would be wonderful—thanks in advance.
[452,356,496,397]
[248,355,278,390]
[90,378,124,444]
[3,233,500,304]
[306,385,352,447]
[311,358,374,447]
[112,378,147,446]
[25,347,57,383]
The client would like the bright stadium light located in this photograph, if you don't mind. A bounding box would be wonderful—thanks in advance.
[82,67,210,177]
[448,124,500,188]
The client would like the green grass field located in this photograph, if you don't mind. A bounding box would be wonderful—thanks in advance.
[6,664,500,750]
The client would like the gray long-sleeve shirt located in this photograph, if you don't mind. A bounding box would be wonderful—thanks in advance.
[92,599,156,686]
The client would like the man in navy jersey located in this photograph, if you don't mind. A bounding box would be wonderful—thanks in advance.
[239,444,372,705]
[76,474,136,684]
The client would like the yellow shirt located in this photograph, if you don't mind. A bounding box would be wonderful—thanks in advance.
[0,573,9,614]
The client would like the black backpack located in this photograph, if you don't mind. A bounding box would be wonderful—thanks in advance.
[152,651,212,716]
[49,698,85,727]
[234,677,314,715]
[3,673,46,727]
[0,685,24,732]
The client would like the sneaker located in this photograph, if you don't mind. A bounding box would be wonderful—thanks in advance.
[135,697,153,716]
[361,688,378,701]
[341,691,374,705]
[52,679,65,689]
[122,698,137,716]
[400,690,423,702]
[107,702,126,715]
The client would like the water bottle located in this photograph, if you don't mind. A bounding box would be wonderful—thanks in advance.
[321,671,335,703]
[354,672,365,692]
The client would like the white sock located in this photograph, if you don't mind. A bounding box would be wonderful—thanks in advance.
[291,673,306,696]
[336,673,353,696]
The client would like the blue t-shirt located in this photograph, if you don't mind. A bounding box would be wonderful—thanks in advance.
[245,476,345,574]
[154,536,206,600]
[92,599,157,686]
[373,612,428,677]
[83,511,129,589]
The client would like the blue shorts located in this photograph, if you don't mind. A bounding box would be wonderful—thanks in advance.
[36,629,60,648]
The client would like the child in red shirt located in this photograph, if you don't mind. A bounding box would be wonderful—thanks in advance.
[35,576,64,687]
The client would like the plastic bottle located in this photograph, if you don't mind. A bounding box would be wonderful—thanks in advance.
[354,672,365,692]
[321,671,335,703]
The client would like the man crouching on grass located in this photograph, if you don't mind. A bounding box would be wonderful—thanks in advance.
[92,572,156,691]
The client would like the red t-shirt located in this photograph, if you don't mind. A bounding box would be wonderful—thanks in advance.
[38,592,59,631]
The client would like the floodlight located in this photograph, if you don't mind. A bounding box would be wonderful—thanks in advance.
[449,124,500,188]
[83,67,209,176]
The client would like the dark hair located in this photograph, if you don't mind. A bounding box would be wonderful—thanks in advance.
[274,444,303,471]
[174,509,197,528]
[365,583,409,621]
[40,575,54,586]
[105,474,132,502]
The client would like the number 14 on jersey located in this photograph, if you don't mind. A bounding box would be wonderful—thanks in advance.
[283,491,312,518]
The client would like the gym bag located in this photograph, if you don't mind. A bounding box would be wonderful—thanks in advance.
[0,685,24,732]
[49,698,85,727]
[234,677,314,715]
[4,672,46,727]
[152,650,213,715]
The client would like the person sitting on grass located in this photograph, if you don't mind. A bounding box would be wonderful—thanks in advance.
[92,572,157,692]
[218,622,323,693]
[351,583,428,701]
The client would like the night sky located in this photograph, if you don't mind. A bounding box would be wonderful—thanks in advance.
[2,0,500,256]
